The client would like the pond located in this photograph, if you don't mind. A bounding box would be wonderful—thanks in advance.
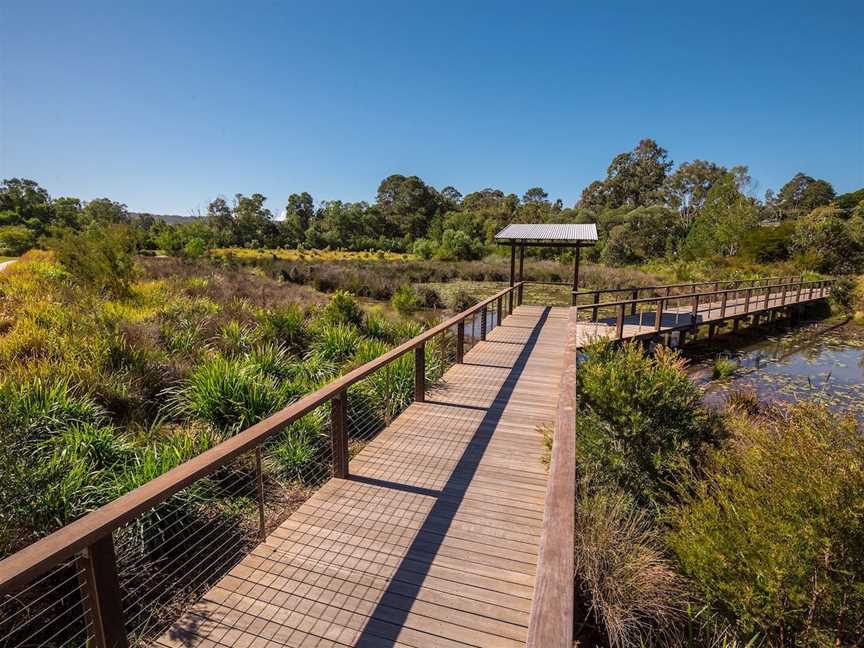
[694,319,864,417]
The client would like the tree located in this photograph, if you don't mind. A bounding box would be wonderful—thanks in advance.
[232,193,278,248]
[579,139,672,209]
[791,207,863,274]
[522,187,549,204]
[834,188,864,213]
[683,173,758,257]
[80,198,129,227]
[440,186,462,204]
[207,196,235,246]
[281,192,315,246]
[601,206,684,266]
[375,174,442,240]
[664,160,727,226]
[777,173,835,217]
[0,178,53,234]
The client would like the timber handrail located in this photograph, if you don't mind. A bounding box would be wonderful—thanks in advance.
[571,275,795,300]
[576,279,833,340]
[0,282,524,597]
[575,278,830,310]
[526,306,578,648]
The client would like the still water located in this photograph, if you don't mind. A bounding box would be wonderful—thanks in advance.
[696,321,864,417]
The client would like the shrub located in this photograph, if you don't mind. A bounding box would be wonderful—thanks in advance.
[438,228,484,261]
[574,340,719,507]
[575,483,688,647]
[668,403,864,645]
[47,224,137,297]
[412,238,436,260]
[183,237,206,258]
[448,288,479,312]
[0,225,36,255]
[256,303,308,351]
[321,290,363,327]
[829,275,857,314]
[391,285,423,316]
[415,285,444,309]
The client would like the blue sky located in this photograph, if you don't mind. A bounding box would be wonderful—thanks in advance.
[2,0,862,214]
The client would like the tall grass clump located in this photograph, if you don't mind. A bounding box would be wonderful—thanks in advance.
[667,403,864,645]
[256,303,308,351]
[310,322,362,364]
[574,340,720,508]
[574,483,688,647]
[171,355,298,434]
[712,355,737,380]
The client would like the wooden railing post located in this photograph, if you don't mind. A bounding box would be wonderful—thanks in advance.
[591,291,600,322]
[508,289,513,315]
[691,294,700,329]
[781,283,788,306]
[255,447,266,541]
[496,295,503,325]
[744,288,752,314]
[480,306,487,341]
[795,281,803,304]
[654,299,664,332]
[456,320,465,363]
[414,343,425,403]
[616,303,625,339]
[330,391,348,478]
[630,289,638,316]
[78,535,128,648]
[720,291,728,318]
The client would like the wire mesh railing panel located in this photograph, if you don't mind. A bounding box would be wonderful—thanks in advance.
[0,558,90,648]
[115,452,262,643]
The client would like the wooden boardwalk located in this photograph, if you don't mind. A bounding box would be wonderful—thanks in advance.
[149,284,831,648]
[157,305,569,648]
[573,286,829,345]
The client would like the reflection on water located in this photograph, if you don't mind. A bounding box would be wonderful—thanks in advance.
[701,322,864,417]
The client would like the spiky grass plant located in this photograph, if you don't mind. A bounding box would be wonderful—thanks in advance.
[712,356,737,380]
[310,322,362,365]
[256,303,308,351]
[170,355,295,434]
[216,320,255,356]
[574,484,688,647]
[246,342,295,380]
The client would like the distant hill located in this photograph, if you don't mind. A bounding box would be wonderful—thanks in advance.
[130,212,204,225]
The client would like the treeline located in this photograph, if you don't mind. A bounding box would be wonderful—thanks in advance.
[2,138,863,272]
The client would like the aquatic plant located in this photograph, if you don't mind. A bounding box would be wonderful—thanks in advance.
[711,356,736,380]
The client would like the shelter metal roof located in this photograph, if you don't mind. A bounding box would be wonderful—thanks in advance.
[493,223,598,243]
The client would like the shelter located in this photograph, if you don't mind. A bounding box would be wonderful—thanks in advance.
[494,223,598,296]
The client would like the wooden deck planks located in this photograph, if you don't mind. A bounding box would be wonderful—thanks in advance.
[158,305,568,648]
